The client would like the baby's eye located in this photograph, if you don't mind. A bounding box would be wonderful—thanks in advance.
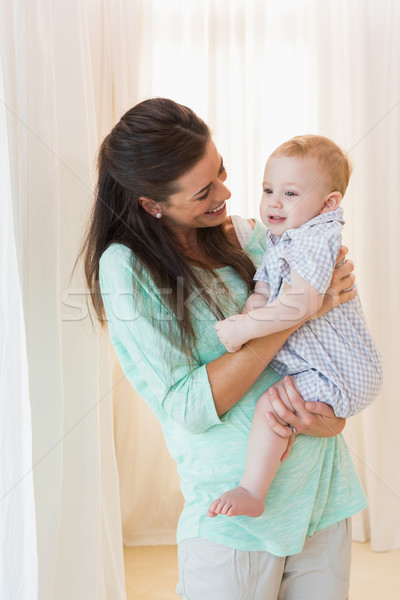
[264,188,273,194]
[285,191,297,197]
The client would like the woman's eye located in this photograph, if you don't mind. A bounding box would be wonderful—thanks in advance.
[198,188,210,201]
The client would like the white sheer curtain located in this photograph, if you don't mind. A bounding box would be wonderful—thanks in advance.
[1,0,125,598]
[89,0,399,551]
[0,51,38,600]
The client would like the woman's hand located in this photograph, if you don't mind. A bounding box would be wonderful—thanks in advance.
[265,376,346,460]
[314,246,356,319]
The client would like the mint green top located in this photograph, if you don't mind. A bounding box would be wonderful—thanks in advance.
[99,219,367,556]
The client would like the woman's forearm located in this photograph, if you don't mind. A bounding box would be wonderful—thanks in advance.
[207,324,299,416]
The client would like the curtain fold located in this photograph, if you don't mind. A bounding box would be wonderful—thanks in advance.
[1,0,125,597]
[0,48,38,600]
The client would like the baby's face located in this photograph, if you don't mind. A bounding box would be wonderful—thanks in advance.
[260,155,331,236]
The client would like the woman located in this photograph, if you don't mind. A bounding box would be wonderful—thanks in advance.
[82,98,366,599]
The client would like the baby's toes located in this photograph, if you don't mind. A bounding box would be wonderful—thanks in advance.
[219,501,233,515]
[207,498,222,517]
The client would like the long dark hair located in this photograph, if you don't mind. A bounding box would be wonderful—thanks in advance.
[81,98,255,358]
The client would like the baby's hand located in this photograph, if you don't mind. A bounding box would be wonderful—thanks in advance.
[214,314,250,353]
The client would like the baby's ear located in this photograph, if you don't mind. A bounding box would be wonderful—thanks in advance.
[320,191,342,214]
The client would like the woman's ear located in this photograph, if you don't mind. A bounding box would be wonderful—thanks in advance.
[320,191,342,214]
[138,196,162,218]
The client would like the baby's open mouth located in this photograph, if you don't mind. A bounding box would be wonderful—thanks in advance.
[268,215,286,222]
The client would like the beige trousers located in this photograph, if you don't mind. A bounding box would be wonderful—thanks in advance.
[176,519,351,600]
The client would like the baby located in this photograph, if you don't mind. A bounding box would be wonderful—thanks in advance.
[208,135,382,518]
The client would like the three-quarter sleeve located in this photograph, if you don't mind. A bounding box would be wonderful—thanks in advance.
[99,244,222,434]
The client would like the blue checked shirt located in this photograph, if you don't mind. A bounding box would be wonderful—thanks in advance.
[254,208,383,417]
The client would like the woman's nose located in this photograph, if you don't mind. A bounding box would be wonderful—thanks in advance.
[217,180,232,201]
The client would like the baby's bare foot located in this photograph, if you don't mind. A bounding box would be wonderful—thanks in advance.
[207,486,265,518]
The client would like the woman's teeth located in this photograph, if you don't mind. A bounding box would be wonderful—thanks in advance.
[206,202,225,214]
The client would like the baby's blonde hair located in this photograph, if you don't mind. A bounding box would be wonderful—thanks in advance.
[271,135,352,196]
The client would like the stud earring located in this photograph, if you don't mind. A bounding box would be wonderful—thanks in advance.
[155,212,162,219]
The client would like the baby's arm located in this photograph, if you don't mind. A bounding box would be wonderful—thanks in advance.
[215,282,270,353]
[215,270,322,352]
[242,281,270,313]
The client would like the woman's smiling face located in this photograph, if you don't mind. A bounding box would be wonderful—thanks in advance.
[161,139,231,236]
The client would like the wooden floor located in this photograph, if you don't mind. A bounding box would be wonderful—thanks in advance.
[124,542,400,599]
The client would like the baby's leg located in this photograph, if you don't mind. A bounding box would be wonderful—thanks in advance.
[208,386,292,518]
